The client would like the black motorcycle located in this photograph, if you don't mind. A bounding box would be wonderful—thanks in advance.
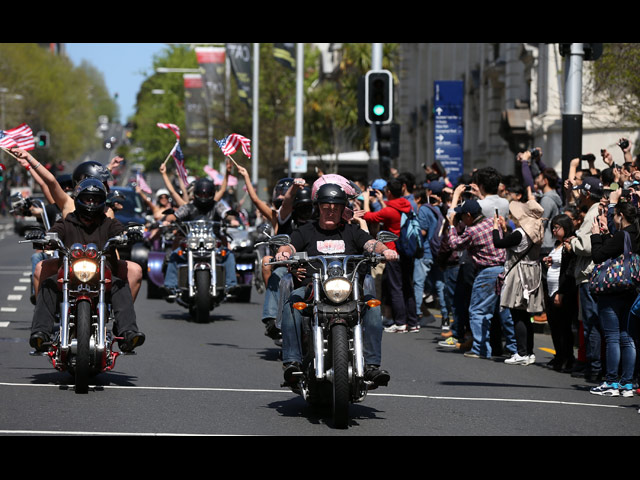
[268,231,397,428]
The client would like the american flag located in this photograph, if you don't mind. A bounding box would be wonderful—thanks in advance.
[172,143,189,186]
[215,133,251,158]
[157,122,180,140]
[0,123,35,151]
[135,171,153,194]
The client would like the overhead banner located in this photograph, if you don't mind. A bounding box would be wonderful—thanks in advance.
[434,80,464,185]
[183,73,208,148]
[273,43,295,70]
[226,43,252,108]
[195,46,226,111]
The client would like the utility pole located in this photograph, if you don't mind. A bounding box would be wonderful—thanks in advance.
[252,43,260,185]
[561,43,584,183]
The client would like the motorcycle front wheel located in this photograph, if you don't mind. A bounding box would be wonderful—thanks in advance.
[74,300,92,394]
[330,323,350,429]
[194,269,211,323]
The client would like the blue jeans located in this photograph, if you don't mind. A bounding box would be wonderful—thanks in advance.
[164,248,237,289]
[261,266,287,321]
[281,277,383,366]
[414,256,449,320]
[579,283,603,373]
[468,266,504,357]
[598,292,637,385]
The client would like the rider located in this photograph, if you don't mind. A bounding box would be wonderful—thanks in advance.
[262,182,314,339]
[162,177,237,297]
[29,178,145,353]
[274,183,397,389]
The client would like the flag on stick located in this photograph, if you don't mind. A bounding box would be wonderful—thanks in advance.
[172,143,189,187]
[215,133,251,158]
[157,122,181,140]
[136,171,153,194]
[0,123,35,151]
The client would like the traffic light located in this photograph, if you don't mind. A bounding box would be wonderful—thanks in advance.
[365,70,393,125]
[377,123,399,178]
[36,131,49,148]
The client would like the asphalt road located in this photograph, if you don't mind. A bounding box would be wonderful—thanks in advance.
[0,218,638,436]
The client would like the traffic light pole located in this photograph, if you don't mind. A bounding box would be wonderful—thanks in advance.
[369,43,383,180]
[562,43,584,183]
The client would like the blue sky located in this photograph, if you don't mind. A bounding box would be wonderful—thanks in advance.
[65,43,168,123]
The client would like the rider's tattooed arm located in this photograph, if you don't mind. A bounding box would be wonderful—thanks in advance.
[364,239,387,254]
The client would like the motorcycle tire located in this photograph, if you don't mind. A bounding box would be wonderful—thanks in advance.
[330,323,350,429]
[194,269,211,323]
[74,300,92,394]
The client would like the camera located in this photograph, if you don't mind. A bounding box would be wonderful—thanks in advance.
[529,148,540,159]
[619,139,630,150]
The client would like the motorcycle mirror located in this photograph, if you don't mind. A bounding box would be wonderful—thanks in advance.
[258,223,273,237]
[376,230,399,244]
[268,234,292,247]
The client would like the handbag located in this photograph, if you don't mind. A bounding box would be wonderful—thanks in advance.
[495,242,534,296]
[588,230,640,295]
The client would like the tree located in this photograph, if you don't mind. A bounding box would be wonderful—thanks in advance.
[590,43,640,129]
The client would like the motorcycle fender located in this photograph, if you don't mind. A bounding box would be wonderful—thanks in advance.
[194,262,211,271]
[146,251,166,286]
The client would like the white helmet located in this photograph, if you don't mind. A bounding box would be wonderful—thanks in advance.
[155,188,170,201]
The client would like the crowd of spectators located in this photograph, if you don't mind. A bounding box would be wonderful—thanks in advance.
[346,138,640,399]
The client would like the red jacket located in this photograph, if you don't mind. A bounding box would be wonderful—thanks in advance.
[363,197,413,251]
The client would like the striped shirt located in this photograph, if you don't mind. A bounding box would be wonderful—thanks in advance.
[447,217,506,267]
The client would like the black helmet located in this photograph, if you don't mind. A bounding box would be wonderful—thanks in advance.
[193,178,215,210]
[73,178,107,219]
[72,160,112,189]
[293,186,312,208]
[272,177,294,208]
[315,183,347,206]
[56,173,74,192]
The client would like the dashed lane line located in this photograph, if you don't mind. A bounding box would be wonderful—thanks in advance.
[0,382,627,410]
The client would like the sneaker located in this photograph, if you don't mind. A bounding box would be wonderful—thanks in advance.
[527,354,536,365]
[619,384,634,397]
[441,317,451,331]
[504,353,530,365]
[463,351,480,359]
[438,337,458,348]
[384,324,407,333]
[408,325,420,333]
[590,382,620,396]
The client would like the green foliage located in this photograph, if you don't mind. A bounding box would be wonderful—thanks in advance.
[0,43,117,166]
[591,43,640,127]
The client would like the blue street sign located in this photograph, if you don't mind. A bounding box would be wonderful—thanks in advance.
[434,80,464,185]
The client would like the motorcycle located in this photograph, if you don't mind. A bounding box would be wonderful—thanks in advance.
[145,221,178,299]
[268,230,397,428]
[170,219,227,323]
[21,224,144,394]
[225,225,256,302]
[10,192,53,304]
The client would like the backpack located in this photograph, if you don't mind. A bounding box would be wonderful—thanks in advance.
[422,203,446,257]
[394,208,424,259]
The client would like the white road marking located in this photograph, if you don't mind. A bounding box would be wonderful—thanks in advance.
[13,286,27,291]
[0,382,626,409]
[7,294,22,301]
[18,278,30,283]
[1,307,17,312]
[0,322,9,327]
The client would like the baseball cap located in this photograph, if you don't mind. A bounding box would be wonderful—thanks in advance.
[454,198,482,215]
[424,180,445,194]
[573,176,603,195]
[371,179,387,190]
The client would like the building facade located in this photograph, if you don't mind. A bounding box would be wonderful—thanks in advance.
[396,43,639,183]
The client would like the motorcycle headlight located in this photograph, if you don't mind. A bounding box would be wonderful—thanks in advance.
[72,259,97,283]
[187,237,200,249]
[204,236,215,249]
[322,277,352,303]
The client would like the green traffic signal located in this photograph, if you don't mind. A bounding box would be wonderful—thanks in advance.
[373,104,385,116]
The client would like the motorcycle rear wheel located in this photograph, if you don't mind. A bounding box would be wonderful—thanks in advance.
[74,300,92,394]
[331,323,350,429]
[194,269,211,323]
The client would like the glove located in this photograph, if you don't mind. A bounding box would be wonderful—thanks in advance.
[25,228,45,240]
